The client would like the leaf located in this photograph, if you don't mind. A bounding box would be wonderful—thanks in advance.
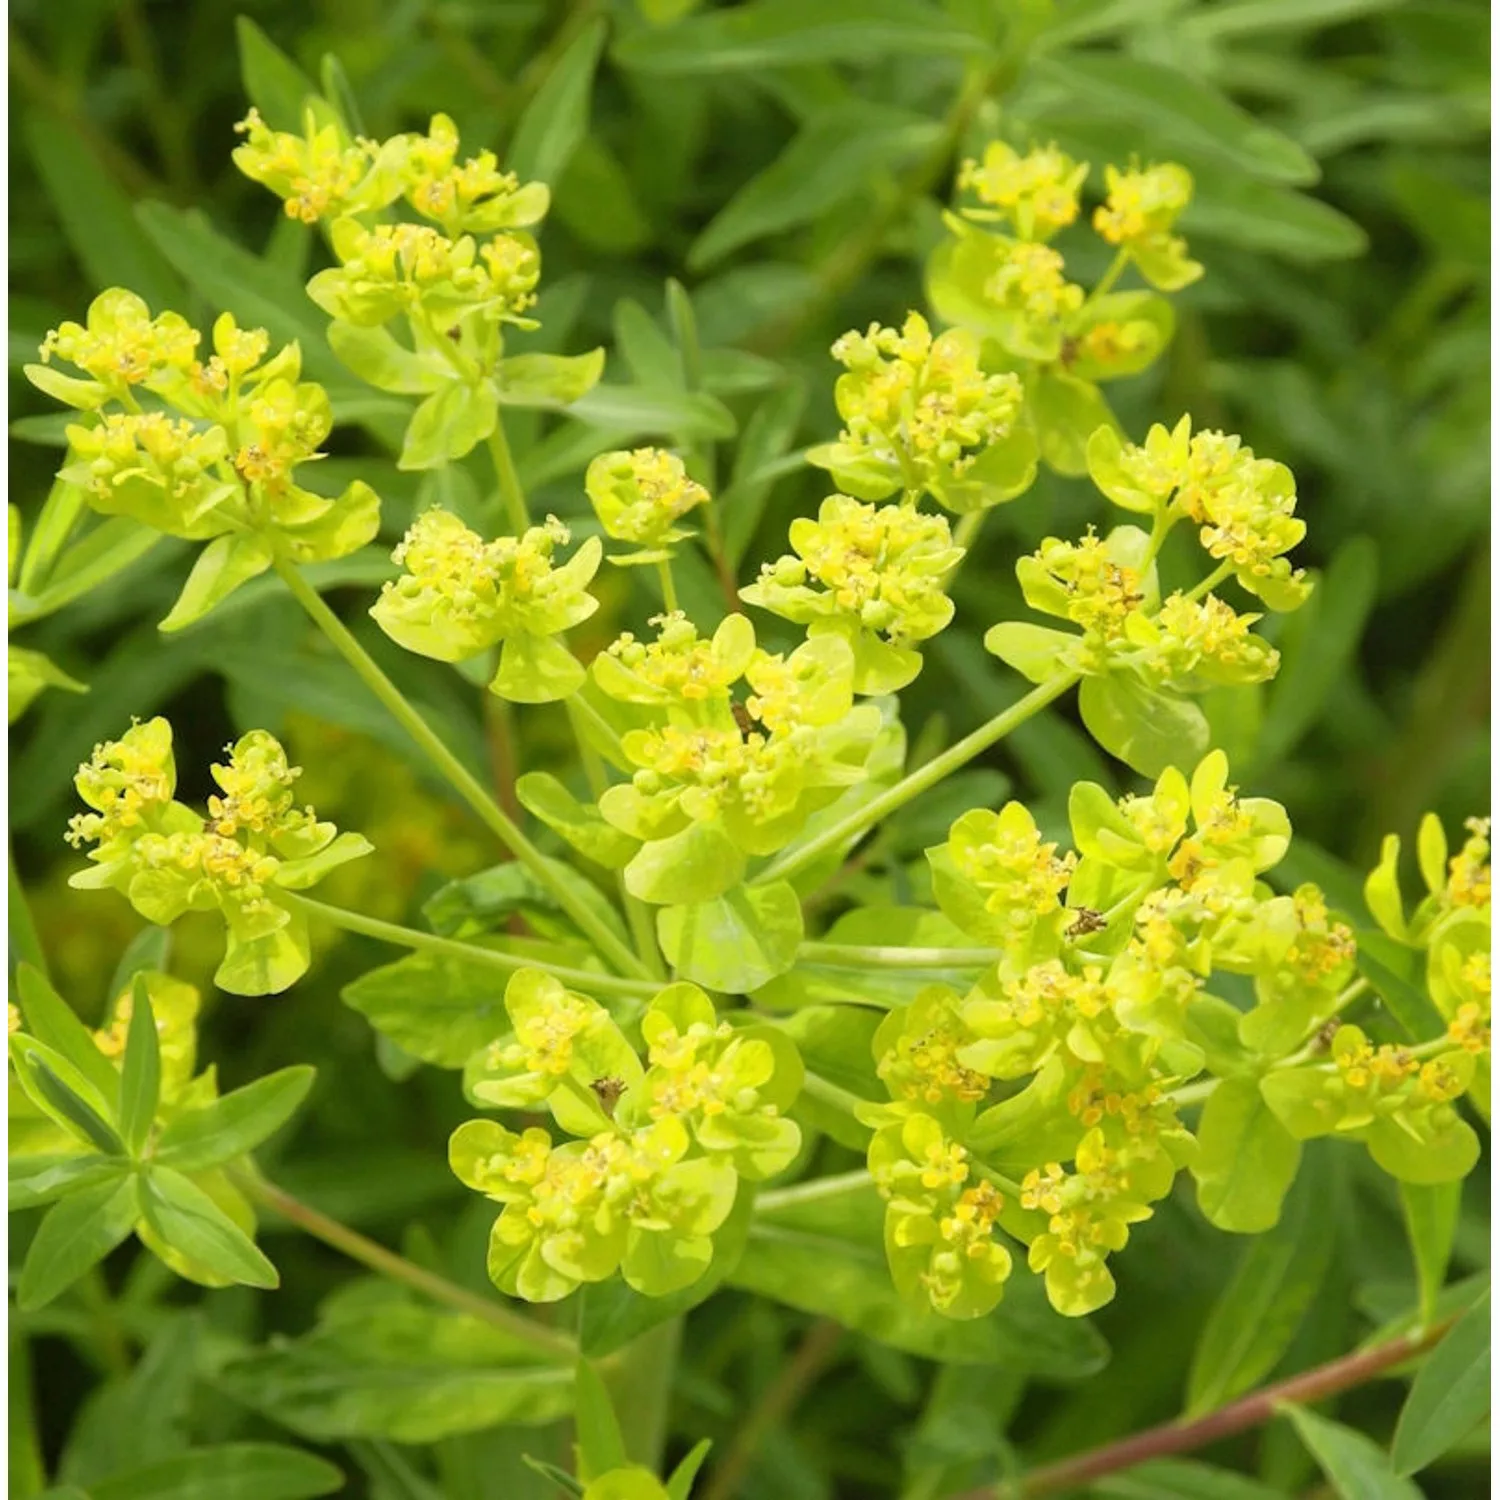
[613,0,990,72]
[1256,537,1378,767]
[731,1181,1108,1375]
[722,380,807,566]
[508,18,607,186]
[10,1154,122,1212]
[1399,1181,1461,1328]
[1193,1074,1302,1233]
[656,882,804,992]
[16,519,162,627]
[573,1361,628,1481]
[118,974,162,1157]
[1185,1150,1337,1414]
[18,1174,139,1310]
[90,1442,344,1500]
[17,476,87,596]
[399,381,499,470]
[1390,1289,1490,1476]
[10,1034,125,1155]
[1034,54,1318,184]
[21,112,182,312]
[1355,930,1447,1042]
[138,1167,279,1289]
[567,384,737,442]
[341,952,510,1068]
[1187,176,1368,263]
[496,350,606,410]
[218,1281,573,1442]
[153,1066,316,1172]
[15,962,120,1100]
[1078,673,1210,777]
[516,772,638,869]
[688,104,941,268]
[666,1440,713,1500]
[236,17,321,131]
[1282,1404,1423,1500]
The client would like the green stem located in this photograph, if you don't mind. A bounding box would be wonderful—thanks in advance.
[799,1071,875,1143]
[952,511,986,552]
[755,1169,873,1215]
[233,1169,577,1360]
[1086,247,1131,305]
[279,891,657,999]
[1182,559,1235,603]
[797,942,1000,969]
[565,700,665,980]
[272,556,649,980]
[8,845,49,981]
[656,556,680,613]
[486,420,531,534]
[8,1331,46,1499]
[978,1315,1455,1498]
[752,672,1081,888]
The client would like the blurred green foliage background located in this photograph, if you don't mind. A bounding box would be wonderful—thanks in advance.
[9,1,1490,1496]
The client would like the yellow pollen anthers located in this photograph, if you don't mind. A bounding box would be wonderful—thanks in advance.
[503,988,598,1079]
[1447,1000,1491,1055]
[830,311,1024,485]
[875,985,989,1108]
[66,716,177,850]
[603,613,746,704]
[1283,884,1357,988]
[984,240,1085,325]
[402,112,531,230]
[1020,1162,1067,1215]
[233,107,381,224]
[40,289,199,392]
[1447,817,1492,908]
[950,801,1076,927]
[957,140,1088,241]
[205,730,307,840]
[585,447,709,549]
[1147,593,1279,684]
[1032,531,1143,639]
[8,1003,23,1035]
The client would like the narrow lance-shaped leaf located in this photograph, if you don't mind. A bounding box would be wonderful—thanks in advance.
[18,1174,139,1310]
[153,1065,317,1172]
[118,973,162,1156]
[1391,1288,1491,1477]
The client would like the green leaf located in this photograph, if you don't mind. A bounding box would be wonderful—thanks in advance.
[496,350,606,410]
[16,519,162,627]
[624,821,745,905]
[688,104,941,269]
[1078,673,1209,777]
[218,1282,573,1442]
[10,1035,125,1156]
[516,772,638,869]
[656,881,804,992]
[15,962,120,1100]
[509,18,607,186]
[568,385,737,442]
[613,0,989,72]
[1192,1074,1302,1233]
[236,17,322,131]
[1355,930,1447,1042]
[399,382,500,470]
[722,381,807,567]
[10,1153,122,1212]
[90,1442,344,1500]
[153,1066,316,1172]
[1034,54,1318,184]
[1391,1289,1490,1476]
[342,953,510,1068]
[118,974,162,1157]
[1399,1181,1461,1328]
[1282,1404,1423,1500]
[17,475,87,595]
[1185,1150,1337,1414]
[732,1181,1108,1375]
[18,1174,139,1310]
[665,1440,713,1500]
[1187,176,1369,263]
[138,1166,279,1289]
[573,1361,628,1481]
[21,112,182,312]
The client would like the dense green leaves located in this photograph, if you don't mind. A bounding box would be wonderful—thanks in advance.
[1390,1289,1490,1475]
[1283,1405,1423,1500]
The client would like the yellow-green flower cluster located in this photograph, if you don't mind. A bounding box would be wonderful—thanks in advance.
[868,1112,1012,1319]
[371,507,601,703]
[591,614,884,904]
[740,494,964,694]
[957,141,1088,241]
[1093,162,1202,291]
[808,312,1036,514]
[585,447,709,559]
[64,719,370,995]
[28,296,379,630]
[452,974,798,1302]
[1089,415,1310,611]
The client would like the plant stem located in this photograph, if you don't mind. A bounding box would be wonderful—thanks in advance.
[1086,247,1131,305]
[272,556,649,979]
[799,1071,875,1143]
[233,1169,578,1360]
[8,1331,46,1499]
[278,890,657,999]
[974,1316,1455,1498]
[657,556,680,613]
[797,941,1001,969]
[753,672,1080,887]
[755,1169,873,1215]
[486,421,531,534]
[700,1317,844,1500]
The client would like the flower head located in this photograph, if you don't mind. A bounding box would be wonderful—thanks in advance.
[401,112,549,235]
[585,448,709,550]
[958,140,1088,241]
[232,106,394,224]
[1094,161,1202,290]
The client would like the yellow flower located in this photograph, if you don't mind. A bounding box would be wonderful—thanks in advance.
[957,140,1088,240]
